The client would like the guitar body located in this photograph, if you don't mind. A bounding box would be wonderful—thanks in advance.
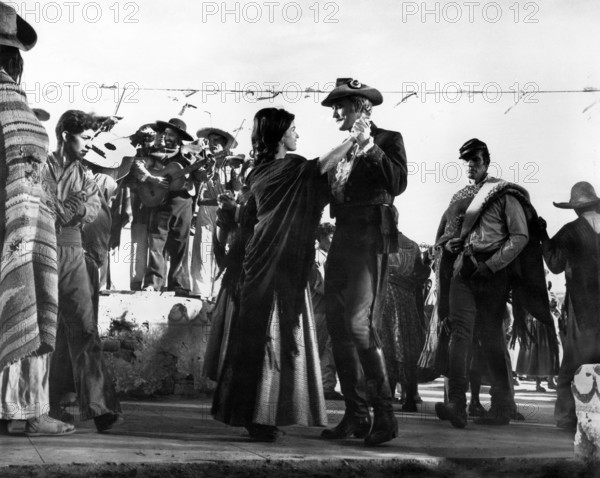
[136,149,226,207]
[137,161,187,207]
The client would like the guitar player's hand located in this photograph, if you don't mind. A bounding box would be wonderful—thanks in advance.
[147,175,169,188]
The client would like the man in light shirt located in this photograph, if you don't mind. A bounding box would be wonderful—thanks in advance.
[435,138,531,428]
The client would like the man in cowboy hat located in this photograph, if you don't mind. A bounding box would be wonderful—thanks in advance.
[190,127,241,298]
[320,78,407,446]
[43,109,122,432]
[435,138,555,429]
[135,118,195,294]
[0,1,76,436]
[539,181,600,432]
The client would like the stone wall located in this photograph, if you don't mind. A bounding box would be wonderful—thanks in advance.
[98,291,216,396]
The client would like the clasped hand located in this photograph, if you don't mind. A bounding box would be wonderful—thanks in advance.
[445,238,463,254]
[350,118,371,146]
[64,191,86,215]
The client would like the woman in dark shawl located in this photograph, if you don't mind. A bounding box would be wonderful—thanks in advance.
[211,108,356,441]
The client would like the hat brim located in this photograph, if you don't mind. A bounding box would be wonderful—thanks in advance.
[155,120,194,142]
[138,123,157,132]
[321,87,383,107]
[32,108,50,122]
[553,199,600,209]
[196,127,238,150]
[225,154,245,166]
[14,15,37,50]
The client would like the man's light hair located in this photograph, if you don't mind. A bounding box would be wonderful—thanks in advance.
[348,96,373,117]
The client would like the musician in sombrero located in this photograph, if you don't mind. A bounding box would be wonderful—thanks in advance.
[135,118,196,295]
[128,122,158,290]
[190,127,242,298]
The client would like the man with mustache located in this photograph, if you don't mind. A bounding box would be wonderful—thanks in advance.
[137,118,195,295]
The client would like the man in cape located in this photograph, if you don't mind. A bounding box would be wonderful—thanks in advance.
[434,138,556,428]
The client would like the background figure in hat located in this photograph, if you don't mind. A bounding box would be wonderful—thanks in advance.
[127,123,157,290]
[0,1,74,436]
[189,127,240,298]
[538,181,600,432]
[310,222,343,400]
[80,116,122,309]
[135,118,195,294]
[320,78,407,446]
[43,109,122,432]
[81,115,132,291]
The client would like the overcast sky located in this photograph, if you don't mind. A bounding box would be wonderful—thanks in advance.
[11,0,600,288]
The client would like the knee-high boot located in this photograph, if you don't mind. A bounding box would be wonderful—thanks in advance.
[357,347,398,446]
[321,342,371,439]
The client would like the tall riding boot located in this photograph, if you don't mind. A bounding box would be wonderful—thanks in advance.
[321,343,371,439]
[357,347,398,446]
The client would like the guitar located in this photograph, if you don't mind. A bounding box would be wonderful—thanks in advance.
[137,149,229,207]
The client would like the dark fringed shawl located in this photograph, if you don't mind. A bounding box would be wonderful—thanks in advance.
[0,70,58,372]
[435,178,558,356]
[239,154,329,347]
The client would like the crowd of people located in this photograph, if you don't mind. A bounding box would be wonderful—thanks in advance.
[1,3,599,445]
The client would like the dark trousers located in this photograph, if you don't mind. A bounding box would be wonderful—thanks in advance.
[313,298,337,393]
[554,312,600,426]
[447,268,511,409]
[144,195,192,291]
[49,244,121,421]
[325,225,388,416]
[130,190,151,290]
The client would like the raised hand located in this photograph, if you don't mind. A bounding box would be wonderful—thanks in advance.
[350,117,371,146]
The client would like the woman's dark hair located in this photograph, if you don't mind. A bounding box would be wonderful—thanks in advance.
[0,46,24,84]
[251,108,295,166]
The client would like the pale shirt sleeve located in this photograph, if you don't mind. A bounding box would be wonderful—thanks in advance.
[485,195,529,273]
[80,167,101,224]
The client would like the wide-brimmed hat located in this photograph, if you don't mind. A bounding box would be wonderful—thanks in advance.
[321,78,383,107]
[196,127,238,150]
[32,108,50,122]
[459,138,488,160]
[225,153,245,166]
[155,118,194,142]
[553,181,600,209]
[0,3,37,51]
[137,122,156,133]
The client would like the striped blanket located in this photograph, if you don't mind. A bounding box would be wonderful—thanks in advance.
[0,69,57,372]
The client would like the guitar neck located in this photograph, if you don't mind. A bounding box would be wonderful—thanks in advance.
[169,151,228,180]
